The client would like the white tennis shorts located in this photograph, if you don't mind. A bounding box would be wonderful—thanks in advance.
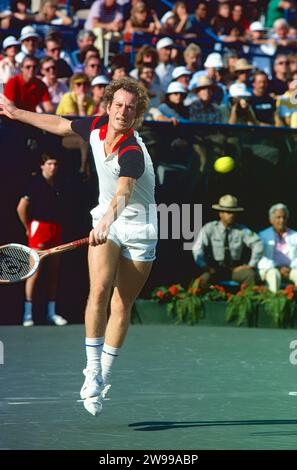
[91,210,158,262]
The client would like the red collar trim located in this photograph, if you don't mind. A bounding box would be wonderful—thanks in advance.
[99,123,108,141]
[112,128,133,153]
[99,124,134,153]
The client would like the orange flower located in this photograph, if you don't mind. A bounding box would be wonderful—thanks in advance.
[156,290,165,299]
[213,285,225,293]
[168,284,179,296]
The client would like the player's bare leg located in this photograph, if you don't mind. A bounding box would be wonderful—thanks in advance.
[81,240,121,416]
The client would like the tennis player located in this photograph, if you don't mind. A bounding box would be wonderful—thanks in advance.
[0,77,158,416]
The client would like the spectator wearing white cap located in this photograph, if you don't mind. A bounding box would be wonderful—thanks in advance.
[247,21,275,77]
[0,36,20,83]
[189,52,227,106]
[157,81,189,124]
[15,25,44,65]
[228,83,258,125]
[189,52,224,87]
[155,37,175,92]
[229,81,280,163]
[91,75,109,115]
[171,66,192,91]
[189,76,226,172]
[160,10,177,36]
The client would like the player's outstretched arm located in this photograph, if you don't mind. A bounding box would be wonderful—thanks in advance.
[0,94,74,136]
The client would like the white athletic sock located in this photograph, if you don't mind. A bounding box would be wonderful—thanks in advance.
[101,344,120,385]
[23,301,32,321]
[47,301,56,319]
[85,337,104,371]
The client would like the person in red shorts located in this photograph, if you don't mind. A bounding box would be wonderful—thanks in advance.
[4,55,54,113]
[16,152,68,327]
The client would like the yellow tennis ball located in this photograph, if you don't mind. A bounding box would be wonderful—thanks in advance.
[214,156,235,173]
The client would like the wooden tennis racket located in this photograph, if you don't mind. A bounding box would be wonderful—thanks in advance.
[0,237,89,284]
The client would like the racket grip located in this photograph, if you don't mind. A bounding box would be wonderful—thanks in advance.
[68,237,90,248]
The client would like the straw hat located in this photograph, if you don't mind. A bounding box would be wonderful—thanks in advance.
[234,58,253,72]
[191,75,214,92]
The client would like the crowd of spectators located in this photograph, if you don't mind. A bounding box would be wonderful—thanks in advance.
[1,1,297,172]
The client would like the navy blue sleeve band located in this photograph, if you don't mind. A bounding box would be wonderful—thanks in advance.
[71,118,94,141]
[118,149,145,179]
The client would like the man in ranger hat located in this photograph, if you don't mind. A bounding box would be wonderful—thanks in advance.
[192,194,263,287]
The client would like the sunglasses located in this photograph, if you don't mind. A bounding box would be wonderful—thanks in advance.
[49,47,61,53]
[88,63,100,68]
[75,82,87,87]
[24,64,37,69]
[276,61,289,65]
[43,65,56,72]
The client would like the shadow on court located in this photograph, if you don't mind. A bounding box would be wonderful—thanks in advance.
[129,419,297,432]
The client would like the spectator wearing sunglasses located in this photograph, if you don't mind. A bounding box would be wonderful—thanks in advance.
[83,55,103,82]
[268,54,289,98]
[44,37,73,80]
[38,56,68,112]
[56,73,94,116]
[4,55,54,113]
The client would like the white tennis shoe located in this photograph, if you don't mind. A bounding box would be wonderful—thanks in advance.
[83,396,103,416]
[23,319,34,327]
[47,314,68,326]
[80,368,103,400]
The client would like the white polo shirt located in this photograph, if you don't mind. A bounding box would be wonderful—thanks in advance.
[71,115,157,227]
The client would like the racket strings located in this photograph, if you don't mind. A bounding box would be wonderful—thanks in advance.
[0,246,36,282]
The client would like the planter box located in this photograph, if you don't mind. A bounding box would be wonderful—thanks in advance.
[133,299,228,326]
[257,303,297,329]
[133,299,297,328]
[133,299,175,324]
[200,301,228,326]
